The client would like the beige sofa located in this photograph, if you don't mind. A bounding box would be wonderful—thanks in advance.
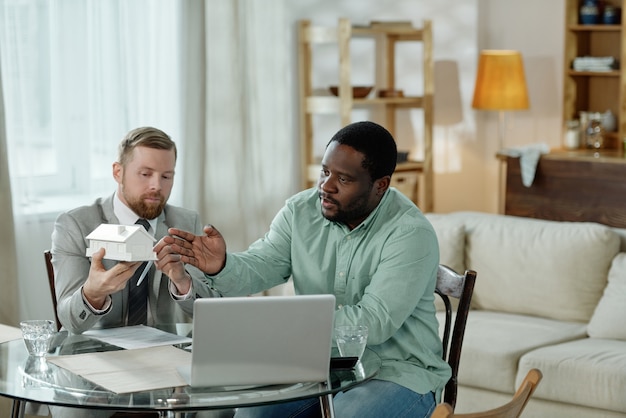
[426,211,626,418]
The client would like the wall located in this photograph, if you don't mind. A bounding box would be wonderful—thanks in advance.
[470,0,564,213]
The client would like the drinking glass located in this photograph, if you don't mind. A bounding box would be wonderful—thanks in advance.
[20,319,56,357]
[335,325,368,361]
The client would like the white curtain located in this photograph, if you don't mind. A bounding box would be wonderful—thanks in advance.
[1,0,296,320]
[0,54,19,326]
[0,0,186,321]
[181,0,295,252]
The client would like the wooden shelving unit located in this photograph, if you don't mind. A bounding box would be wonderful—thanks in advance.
[563,0,626,149]
[297,19,434,211]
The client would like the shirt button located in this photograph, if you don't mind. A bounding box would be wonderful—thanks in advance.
[339,272,344,277]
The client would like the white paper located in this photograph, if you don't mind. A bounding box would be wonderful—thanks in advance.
[48,345,191,393]
[0,323,23,343]
[84,325,191,349]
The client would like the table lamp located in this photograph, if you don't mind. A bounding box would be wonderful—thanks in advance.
[472,50,529,150]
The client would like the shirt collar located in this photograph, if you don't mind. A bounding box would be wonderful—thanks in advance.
[113,191,157,234]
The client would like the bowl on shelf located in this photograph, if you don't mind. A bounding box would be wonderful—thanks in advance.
[329,86,373,98]
[378,89,404,98]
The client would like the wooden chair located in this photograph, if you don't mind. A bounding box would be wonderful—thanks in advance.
[44,250,62,331]
[436,264,477,409]
[430,368,543,418]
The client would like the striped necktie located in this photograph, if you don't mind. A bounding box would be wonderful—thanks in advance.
[127,219,150,326]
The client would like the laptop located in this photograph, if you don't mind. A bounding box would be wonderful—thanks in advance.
[179,294,336,389]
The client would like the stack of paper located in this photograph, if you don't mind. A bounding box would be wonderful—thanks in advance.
[573,56,619,71]
[0,323,22,343]
[48,345,191,393]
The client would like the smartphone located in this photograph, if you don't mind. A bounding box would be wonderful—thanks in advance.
[330,356,358,370]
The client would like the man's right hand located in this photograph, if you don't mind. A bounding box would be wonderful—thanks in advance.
[154,225,227,275]
[82,248,141,310]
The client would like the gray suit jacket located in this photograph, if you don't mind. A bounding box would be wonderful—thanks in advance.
[51,194,219,334]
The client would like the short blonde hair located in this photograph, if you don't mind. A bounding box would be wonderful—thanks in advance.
[117,127,177,166]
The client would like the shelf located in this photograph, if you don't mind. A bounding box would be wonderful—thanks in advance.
[304,95,425,114]
[562,0,625,151]
[297,19,434,210]
[567,70,621,77]
[568,24,622,31]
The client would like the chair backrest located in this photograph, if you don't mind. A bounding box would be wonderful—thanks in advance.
[430,368,543,418]
[44,250,62,331]
[436,264,477,409]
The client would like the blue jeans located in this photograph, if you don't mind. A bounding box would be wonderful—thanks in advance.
[234,379,436,418]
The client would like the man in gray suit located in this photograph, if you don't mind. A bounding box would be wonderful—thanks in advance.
[51,126,219,334]
[48,127,229,418]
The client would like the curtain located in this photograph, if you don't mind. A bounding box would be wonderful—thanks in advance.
[181,0,295,252]
[0,56,19,326]
[1,0,296,320]
[0,0,185,321]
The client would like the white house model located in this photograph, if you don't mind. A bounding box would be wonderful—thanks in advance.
[85,224,157,261]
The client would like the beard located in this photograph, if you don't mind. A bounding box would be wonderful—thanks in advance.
[123,190,166,220]
[319,192,371,225]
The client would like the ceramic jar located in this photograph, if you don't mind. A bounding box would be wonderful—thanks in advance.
[603,5,621,24]
[580,0,600,24]
[601,110,617,132]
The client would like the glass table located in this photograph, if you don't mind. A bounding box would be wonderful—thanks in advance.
[0,328,381,418]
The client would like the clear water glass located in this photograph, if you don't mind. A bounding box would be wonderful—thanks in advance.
[335,325,368,360]
[20,319,56,357]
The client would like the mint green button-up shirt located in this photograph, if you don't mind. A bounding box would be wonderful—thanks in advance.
[206,187,451,396]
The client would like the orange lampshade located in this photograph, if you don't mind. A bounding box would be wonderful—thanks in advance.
[472,50,529,111]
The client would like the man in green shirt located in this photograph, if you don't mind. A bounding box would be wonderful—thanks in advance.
[156,121,451,417]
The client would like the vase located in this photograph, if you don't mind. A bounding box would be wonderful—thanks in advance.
[603,6,621,24]
[580,0,600,24]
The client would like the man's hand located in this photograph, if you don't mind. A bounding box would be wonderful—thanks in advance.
[153,225,227,275]
[154,236,193,295]
[82,248,141,309]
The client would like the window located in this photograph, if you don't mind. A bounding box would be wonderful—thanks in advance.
[0,0,183,213]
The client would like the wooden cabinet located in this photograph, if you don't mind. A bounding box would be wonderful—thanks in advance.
[502,150,626,228]
[563,0,626,150]
[297,19,434,211]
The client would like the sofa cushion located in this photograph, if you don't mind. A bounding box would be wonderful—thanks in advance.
[587,253,626,340]
[459,211,619,322]
[519,338,626,412]
[425,213,465,274]
[445,310,587,393]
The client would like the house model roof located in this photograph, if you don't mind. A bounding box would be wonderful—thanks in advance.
[85,224,157,261]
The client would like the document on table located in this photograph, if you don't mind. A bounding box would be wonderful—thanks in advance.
[0,323,22,343]
[84,325,192,349]
[47,345,191,393]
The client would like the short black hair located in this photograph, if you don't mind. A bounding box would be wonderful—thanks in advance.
[327,121,397,180]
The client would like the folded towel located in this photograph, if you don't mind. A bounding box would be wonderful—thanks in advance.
[500,143,550,187]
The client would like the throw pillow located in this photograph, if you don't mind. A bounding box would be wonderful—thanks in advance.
[424,213,465,274]
[587,253,626,340]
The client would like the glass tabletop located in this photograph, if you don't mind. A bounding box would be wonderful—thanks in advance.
[0,327,381,413]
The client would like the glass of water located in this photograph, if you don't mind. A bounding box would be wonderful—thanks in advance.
[335,325,368,361]
[20,319,56,357]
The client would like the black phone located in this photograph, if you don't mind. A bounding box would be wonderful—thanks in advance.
[330,356,358,370]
